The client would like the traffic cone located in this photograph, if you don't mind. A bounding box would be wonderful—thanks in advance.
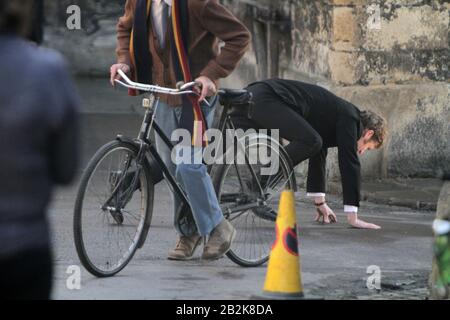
[258,190,304,299]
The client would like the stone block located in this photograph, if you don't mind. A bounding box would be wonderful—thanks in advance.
[328,51,365,84]
[329,0,367,5]
[332,7,362,51]
[363,6,448,51]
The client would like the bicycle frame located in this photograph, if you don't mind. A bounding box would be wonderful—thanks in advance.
[112,70,290,235]
[113,94,267,221]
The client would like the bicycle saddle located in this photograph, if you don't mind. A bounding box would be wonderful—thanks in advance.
[219,88,253,107]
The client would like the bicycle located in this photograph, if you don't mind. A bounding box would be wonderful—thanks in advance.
[73,70,296,277]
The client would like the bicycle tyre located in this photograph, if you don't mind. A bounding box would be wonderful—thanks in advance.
[73,140,154,277]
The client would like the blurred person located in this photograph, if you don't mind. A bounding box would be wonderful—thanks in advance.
[0,0,79,299]
[28,0,44,44]
[110,0,251,260]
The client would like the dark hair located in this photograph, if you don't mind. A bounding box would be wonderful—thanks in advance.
[360,110,387,147]
[0,0,33,35]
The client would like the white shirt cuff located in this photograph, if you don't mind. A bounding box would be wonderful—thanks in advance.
[307,193,326,197]
[344,205,358,213]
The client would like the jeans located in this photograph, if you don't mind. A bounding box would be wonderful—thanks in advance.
[154,97,224,236]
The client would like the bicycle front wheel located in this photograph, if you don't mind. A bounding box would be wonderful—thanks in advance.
[74,141,154,277]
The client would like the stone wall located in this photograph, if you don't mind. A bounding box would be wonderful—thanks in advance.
[43,0,124,76]
[329,0,448,85]
[221,0,449,180]
[42,0,450,179]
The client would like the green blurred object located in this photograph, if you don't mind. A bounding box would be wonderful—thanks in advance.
[432,219,450,298]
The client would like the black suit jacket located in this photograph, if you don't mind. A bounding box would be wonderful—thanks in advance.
[258,79,363,207]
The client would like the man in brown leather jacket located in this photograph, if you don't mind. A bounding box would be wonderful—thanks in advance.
[110,0,251,261]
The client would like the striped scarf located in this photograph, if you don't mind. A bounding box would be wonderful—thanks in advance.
[130,0,207,147]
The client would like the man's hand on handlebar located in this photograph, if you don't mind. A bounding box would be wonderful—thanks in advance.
[110,63,131,87]
[194,76,217,103]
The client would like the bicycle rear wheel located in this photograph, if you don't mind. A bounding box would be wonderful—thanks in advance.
[74,141,154,277]
[212,134,295,267]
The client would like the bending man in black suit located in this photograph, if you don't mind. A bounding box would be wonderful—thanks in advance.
[241,79,387,230]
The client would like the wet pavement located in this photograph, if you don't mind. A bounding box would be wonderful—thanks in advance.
[49,182,434,300]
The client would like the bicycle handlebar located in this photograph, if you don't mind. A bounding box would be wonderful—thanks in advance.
[115,69,199,96]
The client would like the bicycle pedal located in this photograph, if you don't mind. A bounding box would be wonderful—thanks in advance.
[253,206,277,221]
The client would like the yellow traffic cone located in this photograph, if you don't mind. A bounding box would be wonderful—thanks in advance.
[260,190,304,299]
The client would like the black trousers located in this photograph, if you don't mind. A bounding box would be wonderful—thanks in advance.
[0,247,52,300]
[236,83,323,167]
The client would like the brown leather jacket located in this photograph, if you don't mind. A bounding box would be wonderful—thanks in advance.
[116,0,251,105]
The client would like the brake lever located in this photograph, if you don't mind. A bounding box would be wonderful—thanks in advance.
[178,81,198,91]
[176,81,212,106]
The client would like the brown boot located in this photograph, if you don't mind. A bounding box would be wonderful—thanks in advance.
[202,219,236,260]
[168,235,202,260]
